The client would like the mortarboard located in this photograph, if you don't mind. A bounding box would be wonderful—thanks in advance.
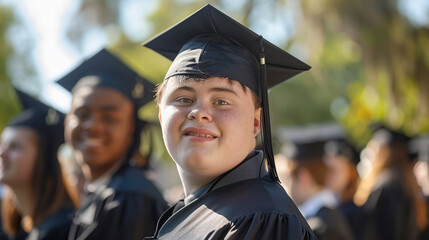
[282,140,326,162]
[279,123,345,162]
[142,4,311,181]
[7,87,65,173]
[56,48,155,109]
[324,140,360,165]
[369,123,411,147]
[408,134,429,163]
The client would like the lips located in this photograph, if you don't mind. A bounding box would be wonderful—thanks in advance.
[183,127,218,139]
[84,138,103,146]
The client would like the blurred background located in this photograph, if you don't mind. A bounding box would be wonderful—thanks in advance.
[0,0,428,160]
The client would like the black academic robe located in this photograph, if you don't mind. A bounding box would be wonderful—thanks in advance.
[26,206,74,240]
[307,206,354,240]
[146,151,317,240]
[360,169,419,240]
[68,163,168,240]
[338,200,364,240]
[417,196,429,240]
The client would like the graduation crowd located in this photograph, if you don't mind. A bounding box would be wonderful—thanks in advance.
[0,4,427,240]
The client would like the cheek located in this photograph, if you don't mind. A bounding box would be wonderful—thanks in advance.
[65,116,79,144]
[160,107,182,138]
[13,147,37,179]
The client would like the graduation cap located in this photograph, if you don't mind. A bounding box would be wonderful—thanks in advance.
[369,123,411,147]
[324,140,360,165]
[408,134,429,163]
[56,48,155,109]
[279,123,345,162]
[7,87,65,173]
[142,4,311,181]
[282,140,326,162]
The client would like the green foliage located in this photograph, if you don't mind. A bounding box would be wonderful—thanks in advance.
[0,5,20,131]
[300,0,429,142]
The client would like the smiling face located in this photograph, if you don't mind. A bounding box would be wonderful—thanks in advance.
[158,77,261,191]
[0,127,38,187]
[65,86,135,180]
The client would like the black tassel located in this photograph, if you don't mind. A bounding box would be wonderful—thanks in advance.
[259,36,279,183]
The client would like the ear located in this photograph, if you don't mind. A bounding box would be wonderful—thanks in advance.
[158,110,162,125]
[253,107,261,136]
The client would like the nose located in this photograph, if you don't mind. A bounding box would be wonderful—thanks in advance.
[81,115,103,132]
[187,103,212,122]
[0,146,7,160]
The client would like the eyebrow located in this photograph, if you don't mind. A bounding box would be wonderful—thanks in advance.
[75,104,121,112]
[175,85,239,96]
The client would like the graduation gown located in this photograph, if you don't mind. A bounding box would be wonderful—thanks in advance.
[26,206,74,240]
[307,207,354,240]
[68,163,168,240]
[338,200,364,240]
[301,190,354,240]
[417,196,429,240]
[360,169,419,240]
[146,151,316,240]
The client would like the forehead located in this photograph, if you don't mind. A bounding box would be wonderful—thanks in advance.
[71,86,133,110]
[164,76,245,92]
[1,126,38,143]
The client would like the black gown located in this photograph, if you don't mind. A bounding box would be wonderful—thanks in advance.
[417,196,429,240]
[360,169,419,240]
[306,206,354,240]
[26,206,74,240]
[145,151,316,240]
[338,200,364,240]
[68,163,168,240]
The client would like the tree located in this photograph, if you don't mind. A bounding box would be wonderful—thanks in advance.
[0,4,20,131]
[298,0,429,144]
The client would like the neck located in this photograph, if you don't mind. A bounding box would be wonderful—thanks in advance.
[178,170,216,197]
[9,184,36,218]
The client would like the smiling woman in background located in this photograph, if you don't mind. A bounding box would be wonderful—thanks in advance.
[0,89,77,240]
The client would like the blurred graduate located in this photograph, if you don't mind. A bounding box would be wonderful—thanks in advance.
[142,4,316,239]
[354,125,427,240]
[324,138,363,239]
[277,124,354,240]
[57,49,168,240]
[0,88,77,240]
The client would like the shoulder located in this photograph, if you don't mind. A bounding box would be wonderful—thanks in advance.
[106,165,164,199]
[206,177,301,215]
[29,207,74,240]
[166,177,313,235]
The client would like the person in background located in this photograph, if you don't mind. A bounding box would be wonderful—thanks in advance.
[354,125,427,240]
[278,127,354,240]
[324,139,363,239]
[409,134,429,240]
[57,48,168,240]
[0,88,77,240]
[143,4,316,239]
[57,144,86,202]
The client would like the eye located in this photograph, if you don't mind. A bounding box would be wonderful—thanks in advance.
[214,99,228,106]
[177,97,193,104]
[102,114,115,123]
[74,109,89,120]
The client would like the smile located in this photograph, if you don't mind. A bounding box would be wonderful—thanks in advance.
[185,132,216,138]
[84,138,103,147]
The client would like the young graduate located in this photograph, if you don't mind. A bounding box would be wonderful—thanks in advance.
[0,88,76,240]
[142,4,316,239]
[354,126,427,240]
[324,138,363,239]
[277,125,354,240]
[409,134,429,240]
[57,49,168,240]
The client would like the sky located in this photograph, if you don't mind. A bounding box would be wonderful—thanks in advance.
[1,0,429,112]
